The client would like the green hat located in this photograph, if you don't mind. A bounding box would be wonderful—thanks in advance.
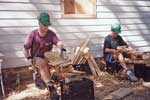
[111,23,121,34]
[37,12,51,26]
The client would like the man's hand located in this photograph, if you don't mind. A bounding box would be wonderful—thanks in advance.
[61,48,67,52]
[27,56,33,65]
[112,49,119,54]
[60,48,67,60]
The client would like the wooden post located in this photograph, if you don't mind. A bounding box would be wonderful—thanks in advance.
[0,59,5,97]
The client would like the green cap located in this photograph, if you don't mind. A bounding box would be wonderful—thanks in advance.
[111,23,121,34]
[37,12,51,26]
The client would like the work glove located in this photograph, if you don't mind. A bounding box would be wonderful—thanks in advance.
[60,48,67,60]
[27,56,33,65]
[61,48,67,52]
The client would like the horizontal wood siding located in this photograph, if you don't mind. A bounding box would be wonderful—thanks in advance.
[0,0,150,68]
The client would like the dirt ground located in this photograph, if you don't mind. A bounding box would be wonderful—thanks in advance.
[1,72,150,100]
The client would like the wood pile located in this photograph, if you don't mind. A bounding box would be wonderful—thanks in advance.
[117,46,150,65]
[44,39,101,76]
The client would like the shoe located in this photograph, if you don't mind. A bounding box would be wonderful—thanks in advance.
[126,70,138,82]
[48,85,59,100]
[51,72,64,84]
[33,73,46,89]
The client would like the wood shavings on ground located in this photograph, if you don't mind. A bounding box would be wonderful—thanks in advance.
[1,72,150,100]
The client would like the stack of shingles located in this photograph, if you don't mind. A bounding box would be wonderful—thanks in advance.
[45,39,101,76]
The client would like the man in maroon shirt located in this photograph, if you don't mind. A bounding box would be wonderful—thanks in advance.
[24,12,66,100]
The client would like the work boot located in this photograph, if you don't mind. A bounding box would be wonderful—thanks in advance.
[33,72,46,89]
[47,81,59,100]
[125,69,138,82]
[51,72,65,84]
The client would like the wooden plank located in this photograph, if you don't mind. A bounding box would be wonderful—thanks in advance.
[2,24,147,33]
[2,47,150,68]
[127,41,150,47]
[91,51,104,58]
[1,51,103,69]
[76,47,89,64]
[87,59,97,76]
[0,18,145,28]
[136,47,150,52]
[103,88,133,100]
[2,58,29,68]
[0,36,150,55]
[0,35,26,43]
[69,35,145,46]
[0,24,149,34]
[0,19,149,27]
[0,11,61,19]
[0,28,149,36]
[97,6,150,12]
[0,53,4,58]
[48,59,72,67]
[123,35,150,42]
[0,27,59,35]
[0,43,23,51]
[51,19,150,26]
[121,30,150,36]
[0,0,60,4]
[0,3,60,11]
[110,88,133,99]
[1,51,25,59]
[0,34,149,50]
[2,40,149,59]
[53,25,149,33]
[0,58,5,97]
[53,19,150,26]
[0,20,37,27]
[89,55,101,76]
[97,0,149,6]
[72,39,89,64]
[97,12,150,19]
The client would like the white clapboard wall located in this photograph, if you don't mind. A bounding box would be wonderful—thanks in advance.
[0,0,150,68]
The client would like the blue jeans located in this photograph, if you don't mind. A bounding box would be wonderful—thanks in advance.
[105,53,121,73]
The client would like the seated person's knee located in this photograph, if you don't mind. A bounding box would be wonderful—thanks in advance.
[34,57,48,69]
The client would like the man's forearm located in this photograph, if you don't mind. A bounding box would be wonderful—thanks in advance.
[23,48,30,59]
[105,48,116,53]
[117,45,128,49]
[56,41,64,49]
